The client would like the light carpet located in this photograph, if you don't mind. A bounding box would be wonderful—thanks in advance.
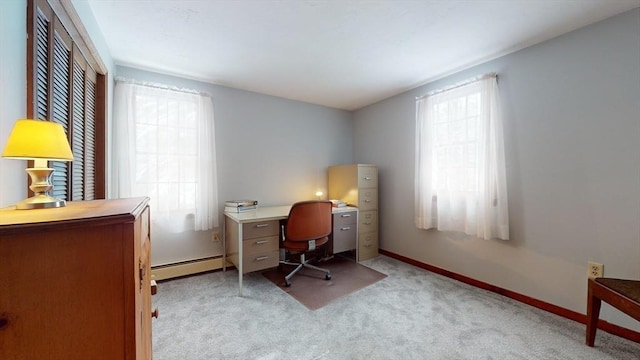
[152,255,640,359]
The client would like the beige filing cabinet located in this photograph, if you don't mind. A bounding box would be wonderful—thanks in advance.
[328,164,379,261]
[0,197,155,360]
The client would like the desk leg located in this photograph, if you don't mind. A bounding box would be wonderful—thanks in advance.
[222,215,226,272]
[238,222,243,297]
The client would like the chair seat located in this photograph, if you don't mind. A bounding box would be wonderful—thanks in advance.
[283,236,328,254]
[586,277,640,347]
[595,278,640,304]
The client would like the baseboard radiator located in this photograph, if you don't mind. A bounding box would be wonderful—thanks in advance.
[151,256,229,281]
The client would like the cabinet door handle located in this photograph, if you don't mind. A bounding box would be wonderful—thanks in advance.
[255,240,268,245]
[151,308,159,319]
[255,223,270,228]
[363,222,372,225]
[340,226,351,231]
[363,176,372,180]
[255,256,270,261]
[341,214,351,218]
[364,199,371,203]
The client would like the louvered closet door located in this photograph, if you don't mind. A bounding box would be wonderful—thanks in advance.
[71,54,85,201]
[84,68,97,201]
[70,53,97,201]
[35,8,71,201]
[50,18,72,201]
[32,0,98,202]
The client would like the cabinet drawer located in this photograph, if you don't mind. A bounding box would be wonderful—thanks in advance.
[357,166,378,188]
[141,207,150,245]
[242,250,279,273]
[357,189,377,211]
[141,233,151,263]
[333,210,357,227]
[358,210,377,233]
[333,223,357,253]
[243,235,279,256]
[243,220,279,239]
[358,231,378,261]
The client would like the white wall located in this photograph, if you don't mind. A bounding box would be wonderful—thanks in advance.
[353,8,640,331]
[115,66,354,266]
[0,0,28,207]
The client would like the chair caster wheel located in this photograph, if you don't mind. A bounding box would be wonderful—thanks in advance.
[285,280,291,287]
[325,274,332,280]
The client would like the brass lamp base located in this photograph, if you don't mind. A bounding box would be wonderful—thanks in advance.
[16,194,66,210]
[15,165,66,210]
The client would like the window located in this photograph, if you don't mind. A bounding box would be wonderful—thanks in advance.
[113,80,219,232]
[414,74,509,240]
[27,0,106,201]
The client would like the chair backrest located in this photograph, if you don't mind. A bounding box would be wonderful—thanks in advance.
[285,200,332,242]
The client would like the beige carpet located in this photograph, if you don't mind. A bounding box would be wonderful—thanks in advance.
[262,256,387,310]
[152,255,640,359]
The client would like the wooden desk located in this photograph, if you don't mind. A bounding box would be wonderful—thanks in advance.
[224,205,357,296]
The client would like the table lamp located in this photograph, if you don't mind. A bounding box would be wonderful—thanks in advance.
[2,119,74,209]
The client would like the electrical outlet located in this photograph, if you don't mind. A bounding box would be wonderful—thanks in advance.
[212,231,220,242]
[587,261,604,279]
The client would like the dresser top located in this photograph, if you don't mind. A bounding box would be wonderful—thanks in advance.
[0,197,149,233]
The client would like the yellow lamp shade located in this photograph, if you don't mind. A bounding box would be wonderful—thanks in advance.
[2,119,73,161]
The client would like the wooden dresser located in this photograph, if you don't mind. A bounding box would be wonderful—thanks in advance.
[0,197,155,360]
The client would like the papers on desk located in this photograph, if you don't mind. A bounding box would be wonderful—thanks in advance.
[226,200,258,207]
[225,200,258,213]
[330,199,346,208]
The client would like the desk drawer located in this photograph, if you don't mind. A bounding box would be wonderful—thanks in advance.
[243,220,279,239]
[333,223,357,253]
[357,189,377,211]
[242,250,279,273]
[243,235,279,256]
[333,210,356,227]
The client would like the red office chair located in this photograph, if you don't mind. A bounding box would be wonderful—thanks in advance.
[280,200,333,287]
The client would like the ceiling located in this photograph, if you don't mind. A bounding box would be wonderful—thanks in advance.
[86,0,639,111]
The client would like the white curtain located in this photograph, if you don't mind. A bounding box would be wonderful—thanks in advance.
[415,75,509,240]
[113,81,219,232]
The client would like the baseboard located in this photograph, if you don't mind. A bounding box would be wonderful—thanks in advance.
[378,249,640,344]
[151,257,226,281]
